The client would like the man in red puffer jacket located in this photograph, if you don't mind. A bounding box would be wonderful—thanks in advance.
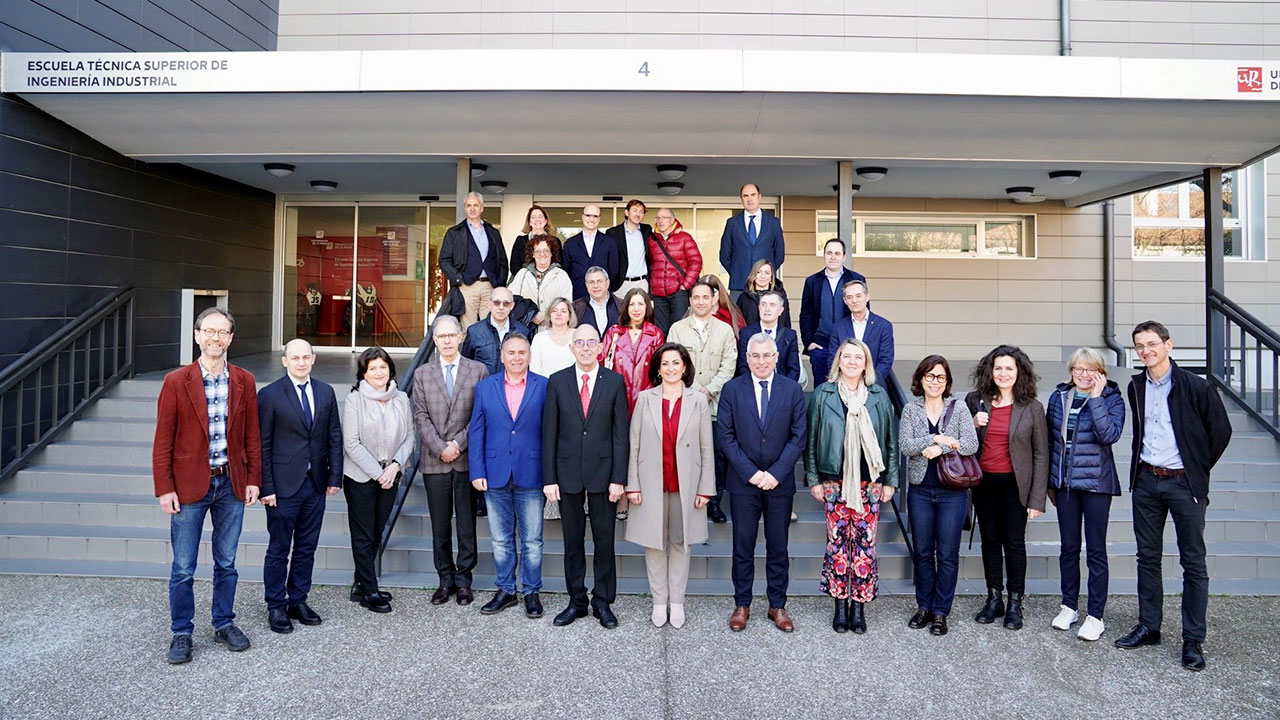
[647,208,703,334]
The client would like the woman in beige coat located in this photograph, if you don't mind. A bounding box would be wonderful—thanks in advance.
[625,342,716,629]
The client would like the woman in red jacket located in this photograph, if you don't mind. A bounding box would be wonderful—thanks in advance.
[647,209,703,334]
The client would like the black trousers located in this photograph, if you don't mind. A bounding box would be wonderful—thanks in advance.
[344,476,396,594]
[972,471,1028,595]
[652,289,689,335]
[1132,466,1208,642]
[263,480,325,610]
[710,420,728,508]
[1056,487,1113,618]
[424,470,478,589]
[560,490,617,607]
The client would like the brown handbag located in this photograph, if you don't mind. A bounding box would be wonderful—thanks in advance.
[937,400,983,490]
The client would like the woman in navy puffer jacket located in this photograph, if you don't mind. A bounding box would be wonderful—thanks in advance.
[1045,347,1125,642]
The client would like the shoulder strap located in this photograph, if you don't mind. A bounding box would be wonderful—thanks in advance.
[942,398,957,427]
[651,234,687,278]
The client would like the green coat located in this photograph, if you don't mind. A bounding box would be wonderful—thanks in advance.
[804,381,899,487]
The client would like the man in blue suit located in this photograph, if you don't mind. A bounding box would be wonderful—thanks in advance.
[258,338,343,634]
[469,333,548,619]
[562,205,621,300]
[829,279,895,386]
[719,183,785,301]
[717,332,807,633]
[799,239,866,383]
[736,290,800,381]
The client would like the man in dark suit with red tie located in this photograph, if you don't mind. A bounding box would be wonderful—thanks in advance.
[542,324,630,628]
[257,338,343,635]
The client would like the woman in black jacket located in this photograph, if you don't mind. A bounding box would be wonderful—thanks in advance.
[736,259,791,329]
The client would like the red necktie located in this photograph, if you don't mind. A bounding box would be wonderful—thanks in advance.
[580,374,591,417]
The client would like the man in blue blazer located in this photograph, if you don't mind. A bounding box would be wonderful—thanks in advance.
[562,204,621,300]
[716,332,807,633]
[718,183,785,299]
[829,279,895,385]
[736,290,800,381]
[257,339,343,634]
[468,333,549,619]
[799,239,867,382]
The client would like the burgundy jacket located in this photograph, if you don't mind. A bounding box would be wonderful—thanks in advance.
[153,362,262,503]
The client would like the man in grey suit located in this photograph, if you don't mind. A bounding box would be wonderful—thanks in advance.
[413,315,487,606]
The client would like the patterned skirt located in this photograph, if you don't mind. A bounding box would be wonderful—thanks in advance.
[819,481,881,602]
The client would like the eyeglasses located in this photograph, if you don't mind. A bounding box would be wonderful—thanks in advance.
[572,339,600,349]
[922,373,947,383]
[491,300,514,308]
[532,249,552,256]
[746,352,778,361]
[656,215,674,221]
[581,213,600,219]
[1070,367,1096,375]
[199,329,232,339]
[434,332,460,341]
[1134,341,1166,352]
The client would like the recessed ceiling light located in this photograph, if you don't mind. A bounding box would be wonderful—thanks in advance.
[1005,186,1035,200]
[1049,170,1082,184]
[657,181,684,196]
[471,163,488,178]
[657,164,687,180]
[479,180,507,193]
[856,167,887,181]
[263,163,295,177]
[832,184,862,195]
[310,180,338,192]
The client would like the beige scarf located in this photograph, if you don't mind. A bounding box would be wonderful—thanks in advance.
[836,380,885,512]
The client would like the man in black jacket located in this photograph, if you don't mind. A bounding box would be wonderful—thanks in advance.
[438,192,508,330]
[1114,321,1232,672]
[604,199,652,295]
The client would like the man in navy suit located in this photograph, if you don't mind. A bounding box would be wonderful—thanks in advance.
[799,239,866,383]
[719,183,785,301]
[829,279,894,385]
[562,205,621,300]
[736,290,800,381]
[258,338,343,634]
[543,324,630,629]
[717,332,807,633]
[469,333,549,619]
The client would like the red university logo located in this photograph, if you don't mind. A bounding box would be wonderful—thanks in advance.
[1237,67,1262,92]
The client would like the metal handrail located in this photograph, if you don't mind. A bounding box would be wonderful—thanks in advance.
[374,331,437,576]
[1208,289,1280,440]
[882,368,915,558]
[0,285,135,482]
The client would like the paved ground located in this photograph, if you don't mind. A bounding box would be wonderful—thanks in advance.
[0,576,1276,720]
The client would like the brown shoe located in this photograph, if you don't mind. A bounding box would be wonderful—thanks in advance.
[456,587,474,606]
[729,606,750,632]
[768,607,794,632]
[430,586,453,605]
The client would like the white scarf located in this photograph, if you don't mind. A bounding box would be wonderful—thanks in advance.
[356,379,406,463]
[837,380,885,512]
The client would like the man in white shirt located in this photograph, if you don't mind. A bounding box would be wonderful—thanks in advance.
[606,199,652,295]
[571,267,623,338]
[718,183,785,302]
[563,205,621,300]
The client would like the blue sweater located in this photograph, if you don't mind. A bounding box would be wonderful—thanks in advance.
[1045,380,1125,495]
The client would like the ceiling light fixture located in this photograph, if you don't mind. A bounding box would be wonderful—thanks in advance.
[479,180,507,193]
[657,164,687,180]
[263,163,295,178]
[856,167,887,182]
[832,184,862,195]
[471,163,488,178]
[310,180,338,192]
[657,181,684,196]
[418,195,439,202]
[1049,170,1082,184]
[1005,186,1035,200]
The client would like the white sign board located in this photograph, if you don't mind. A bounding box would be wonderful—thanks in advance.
[3,52,361,93]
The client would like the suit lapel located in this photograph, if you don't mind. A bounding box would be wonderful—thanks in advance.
[1008,401,1025,445]
[184,367,209,438]
[675,389,697,441]
[511,374,539,425]
[283,377,310,430]
[585,371,610,423]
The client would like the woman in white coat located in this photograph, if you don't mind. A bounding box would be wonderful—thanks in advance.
[508,234,572,328]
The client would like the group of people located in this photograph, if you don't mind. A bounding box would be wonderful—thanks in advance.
[154,182,1232,675]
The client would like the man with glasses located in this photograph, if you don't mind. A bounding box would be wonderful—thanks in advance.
[737,290,800,381]
[562,204,621,301]
[571,267,623,339]
[646,208,703,334]
[542,325,630,628]
[439,191,509,330]
[413,315,486,607]
[719,183,784,302]
[830,280,894,386]
[605,199,652,295]
[800,238,866,382]
[461,286,531,377]
[154,308,261,664]
[1115,321,1232,672]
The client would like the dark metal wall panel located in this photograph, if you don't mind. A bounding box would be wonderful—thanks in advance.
[0,21,63,51]
[0,0,277,52]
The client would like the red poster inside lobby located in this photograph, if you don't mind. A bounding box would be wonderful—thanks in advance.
[296,229,405,336]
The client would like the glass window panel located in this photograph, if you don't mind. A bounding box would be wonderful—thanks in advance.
[285,205,357,348]
[983,220,1022,256]
[1134,187,1179,218]
[1133,227,1204,257]
[358,206,428,348]
[1222,171,1239,221]
[864,223,976,253]
[694,207,734,284]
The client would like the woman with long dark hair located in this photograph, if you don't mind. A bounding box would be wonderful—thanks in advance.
[509,205,559,283]
[965,344,1048,630]
[736,258,792,329]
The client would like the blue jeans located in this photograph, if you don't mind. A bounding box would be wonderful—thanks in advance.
[908,482,968,616]
[1056,487,1112,619]
[169,474,245,635]
[485,483,545,595]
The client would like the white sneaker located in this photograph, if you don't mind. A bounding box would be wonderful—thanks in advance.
[1077,615,1105,641]
[651,605,667,628]
[669,604,686,629]
[1051,605,1079,631]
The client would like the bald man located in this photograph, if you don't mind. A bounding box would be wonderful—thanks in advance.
[258,338,344,634]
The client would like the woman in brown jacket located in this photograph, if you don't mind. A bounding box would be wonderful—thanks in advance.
[964,344,1049,631]
[625,343,716,629]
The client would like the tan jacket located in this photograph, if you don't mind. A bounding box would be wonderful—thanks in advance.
[665,316,737,418]
[625,387,716,550]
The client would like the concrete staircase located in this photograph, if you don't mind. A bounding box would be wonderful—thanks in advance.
[2,377,1278,596]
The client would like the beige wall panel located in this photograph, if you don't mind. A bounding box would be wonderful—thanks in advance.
[925,278,1000,302]
[999,279,1064,303]
[925,259,1000,279]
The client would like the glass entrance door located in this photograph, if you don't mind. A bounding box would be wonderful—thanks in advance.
[284,205,357,348]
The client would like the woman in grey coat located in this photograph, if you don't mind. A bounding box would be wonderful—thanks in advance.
[342,347,414,613]
[899,355,979,636]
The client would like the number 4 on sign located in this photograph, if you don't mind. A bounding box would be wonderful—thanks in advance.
[638,62,649,77]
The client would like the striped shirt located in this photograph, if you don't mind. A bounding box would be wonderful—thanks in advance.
[199,360,230,469]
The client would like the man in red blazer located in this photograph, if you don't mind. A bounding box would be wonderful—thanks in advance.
[153,307,261,665]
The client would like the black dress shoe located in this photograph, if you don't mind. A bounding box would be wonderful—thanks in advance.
[167,634,192,664]
[929,615,949,636]
[475,497,488,517]
[359,592,392,613]
[525,593,544,618]
[430,586,454,605]
[1114,624,1161,649]
[268,608,294,634]
[456,587,474,606]
[908,608,933,630]
[214,624,251,651]
[974,589,1005,624]
[1181,640,1206,671]
[707,503,728,524]
[592,602,619,629]
[349,585,393,603]
[287,602,323,626]
[553,604,589,626]
[850,601,867,634]
[480,590,518,615]
[1003,593,1024,631]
